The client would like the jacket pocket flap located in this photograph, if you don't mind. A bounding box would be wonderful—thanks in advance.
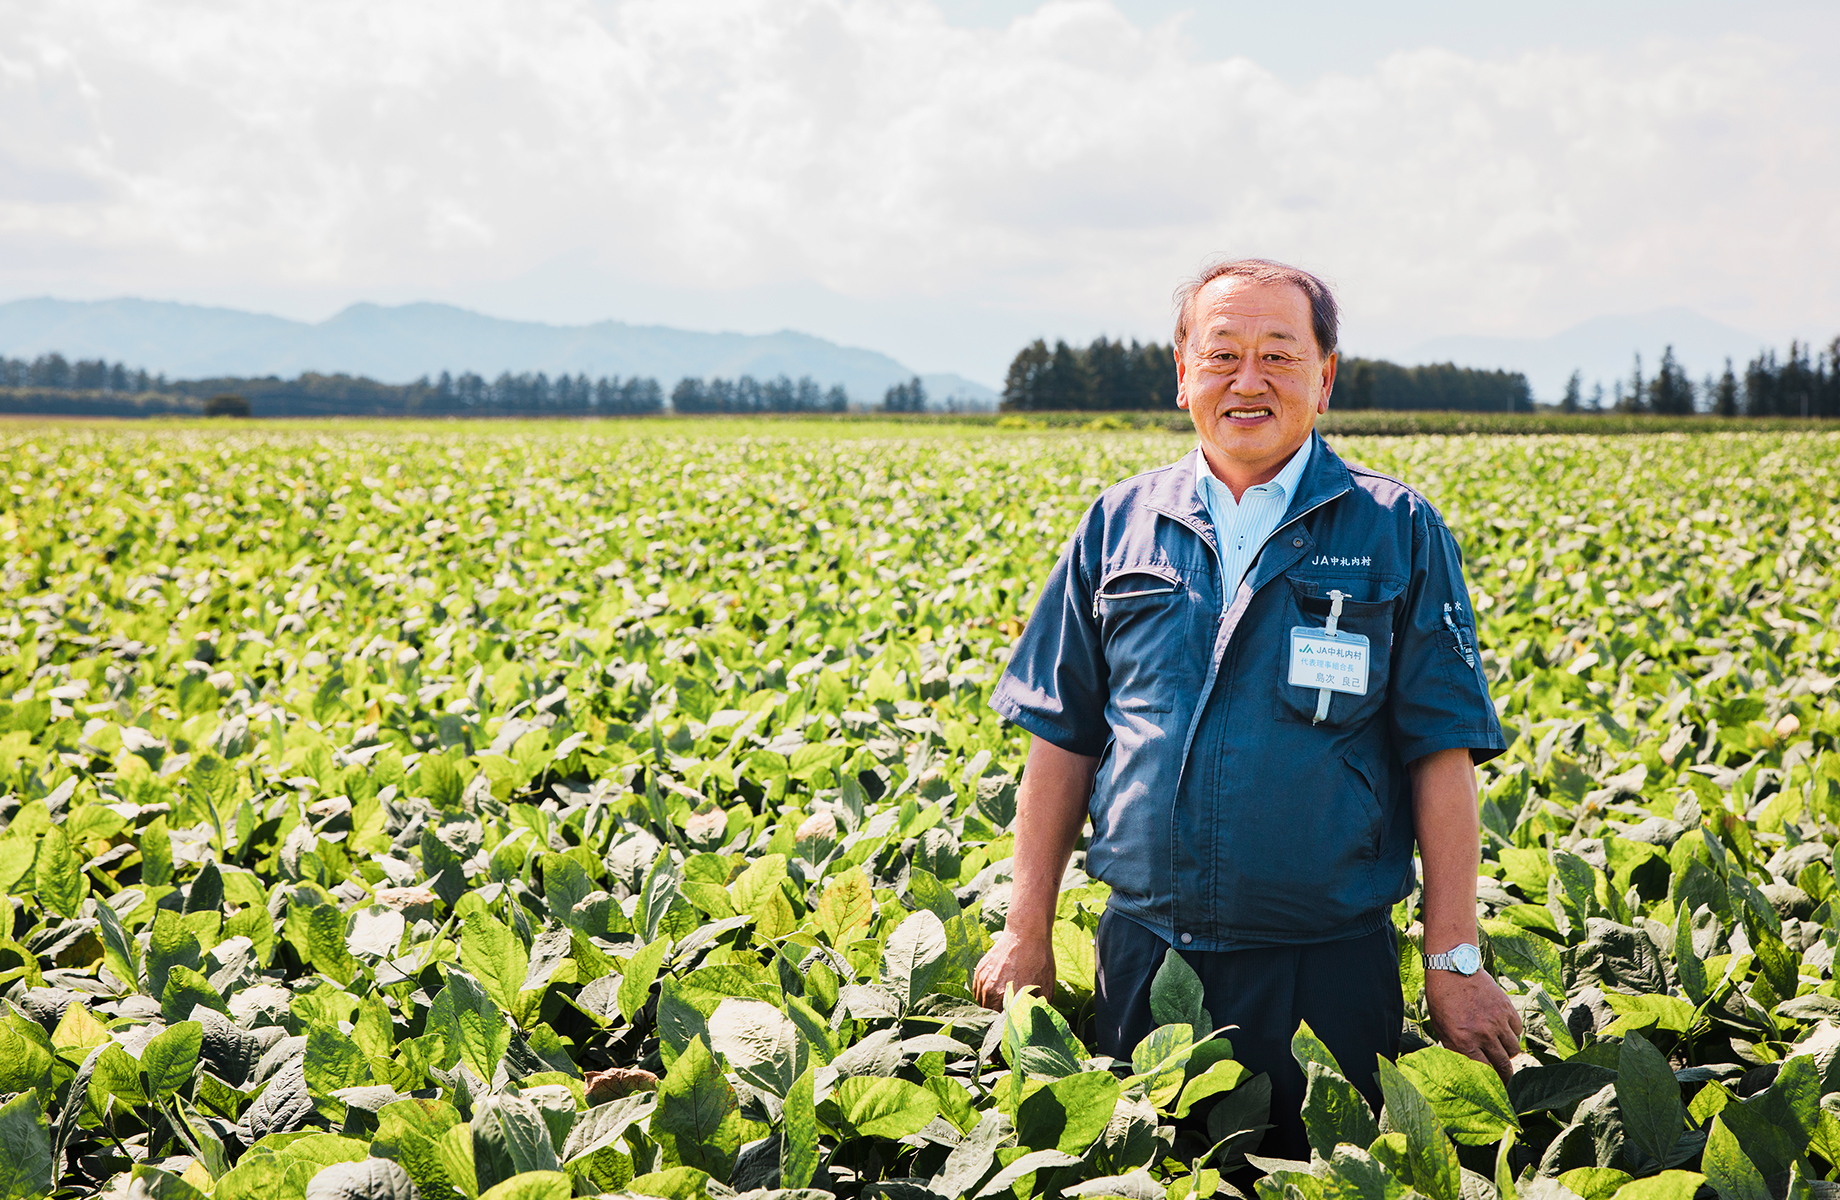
[1098,564,1182,597]
[1288,577,1404,609]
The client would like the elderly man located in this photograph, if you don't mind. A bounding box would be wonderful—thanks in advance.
[971,259,1521,1161]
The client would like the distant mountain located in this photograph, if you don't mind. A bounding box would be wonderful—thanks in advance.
[1403,307,1773,402]
[0,297,998,410]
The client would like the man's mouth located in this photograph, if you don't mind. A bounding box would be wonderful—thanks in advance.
[1225,407,1273,421]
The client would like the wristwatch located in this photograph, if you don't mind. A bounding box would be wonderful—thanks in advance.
[1423,943,1483,975]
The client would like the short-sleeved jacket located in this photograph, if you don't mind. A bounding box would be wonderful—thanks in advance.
[990,433,1506,950]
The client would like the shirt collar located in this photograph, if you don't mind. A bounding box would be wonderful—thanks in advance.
[1193,433,1315,506]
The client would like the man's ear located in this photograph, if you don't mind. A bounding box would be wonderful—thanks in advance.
[1317,351,1338,414]
[1174,346,1189,410]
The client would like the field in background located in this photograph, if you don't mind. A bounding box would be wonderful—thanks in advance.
[1,421,1838,1200]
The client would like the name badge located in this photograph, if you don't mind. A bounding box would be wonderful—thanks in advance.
[1288,627,1370,696]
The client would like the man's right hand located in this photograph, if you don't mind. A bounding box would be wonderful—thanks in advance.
[973,930,1057,1010]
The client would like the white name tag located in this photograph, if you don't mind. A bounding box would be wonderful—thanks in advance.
[1289,627,1371,696]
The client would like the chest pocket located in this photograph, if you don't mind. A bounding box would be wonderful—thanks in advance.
[1094,564,1189,714]
[1275,576,1404,728]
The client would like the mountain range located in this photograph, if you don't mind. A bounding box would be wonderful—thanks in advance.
[0,297,999,410]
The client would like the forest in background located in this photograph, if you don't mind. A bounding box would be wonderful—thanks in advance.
[3,332,1840,417]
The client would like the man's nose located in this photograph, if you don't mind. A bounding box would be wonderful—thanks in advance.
[1227,361,1267,395]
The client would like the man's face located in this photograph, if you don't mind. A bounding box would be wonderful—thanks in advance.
[1175,277,1336,483]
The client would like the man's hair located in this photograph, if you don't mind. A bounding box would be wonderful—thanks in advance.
[1172,258,1339,357]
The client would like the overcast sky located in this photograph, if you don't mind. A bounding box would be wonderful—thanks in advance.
[3,0,1837,384]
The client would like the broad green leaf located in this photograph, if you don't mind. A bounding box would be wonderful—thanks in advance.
[1174,1059,1249,1120]
[305,1023,369,1105]
[831,1074,944,1139]
[883,908,949,1003]
[707,997,801,1098]
[1610,1172,1707,1200]
[35,825,86,918]
[1149,947,1210,1032]
[429,970,511,1084]
[1301,1060,1379,1158]
[727,853,788,918]
[618,936,671,1024]
[653,1036,740,1178]
[782,1067,819,1189]
[1617,1030,1686,1170]
[1702,1117,1771,1200]
[142,1019,203,1101]
[1481,918,1564,997]
[1559,1168,1633,1200]
[462,910,530,1017]
[624,1167,710,1200]
[371,1098,465,1199]
[0,1023,54,1103]
[147,908,204,1000]
[1292,1020,1343,1076]
[1013,1071,1118,1153]
[160,965,228,1024]
[1395,1045,1519,1145]
[0,1092,52,1200]
[478,1171,571,1200]
[1375,1056,1460,1200]
[1130,1023,1194,1109]
[1602,993,1696,1037]
[1000,990,1085,1079]
[816,867,874,947]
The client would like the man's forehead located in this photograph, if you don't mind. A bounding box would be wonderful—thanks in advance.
[1192,279,1312,338]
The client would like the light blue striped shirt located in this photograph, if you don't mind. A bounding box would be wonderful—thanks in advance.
[1194,437,1314,605]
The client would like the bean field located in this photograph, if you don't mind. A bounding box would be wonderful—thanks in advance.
[1,421,1838,1200]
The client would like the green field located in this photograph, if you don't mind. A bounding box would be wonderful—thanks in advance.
[2,420,1839,1200]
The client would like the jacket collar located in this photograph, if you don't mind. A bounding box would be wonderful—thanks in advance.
[1144,429,1352,547]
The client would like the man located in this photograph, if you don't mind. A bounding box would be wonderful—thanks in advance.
[971,259,1521,1160]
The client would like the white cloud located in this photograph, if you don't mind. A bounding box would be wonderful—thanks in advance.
[1,0,1836,377]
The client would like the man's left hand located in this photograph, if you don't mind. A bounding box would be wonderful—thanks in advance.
[1425,970,1522,1081]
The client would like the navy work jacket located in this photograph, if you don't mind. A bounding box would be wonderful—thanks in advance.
[990,433,1506,951]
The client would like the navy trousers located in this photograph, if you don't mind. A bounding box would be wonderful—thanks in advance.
[1092,909,1403,1163]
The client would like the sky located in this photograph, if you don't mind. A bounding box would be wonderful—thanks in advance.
[2,0,1838,386]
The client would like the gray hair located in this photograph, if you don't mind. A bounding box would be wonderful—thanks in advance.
[1172,257,1339,357]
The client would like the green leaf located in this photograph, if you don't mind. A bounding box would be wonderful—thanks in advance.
[304,902,358,985]
[1610,1171,1707,1200]
[1481,918,1564,997]
[94,892,141,993]
[1375,1056,1460,1200]
[1508,1062,1618,1114]
[782,1067,818,1189]
[1672,903,1710,1005]
[1602,993,1696,1037]
[1301,1061,1380,1159]
[1000,990,1084,1079]
[1617,1030,1686,1170]
[430,970,511,1084]
[832,1075,945,1140]
[816,866,874,947]
[706,998,801,1098]
[142,1019,203,1102]
[618,936,671,1024]
[147,908,204,1000]
[478,1171,571,1200]
[1559,1168,1634,1200]
[370,1098,466,1200]
[1130,1023,1194,1109]
[1174,1059,1250,1120]
[160,965,228,1024]
[883,908,949,1004]
[1013,1071,1118,1153]
[1321,1144,1410,1200]
[0,1092,52,1200]
[727,853,788,918]
[1395,1045,1519,1145]
[1149,947,1211,1032]
[625,1167,710,1200]
[653,1036,740,1178]
[305,1023,369,1106]
[462,911,530,1018]
[34,825,86,918]
[0,1022,54,1104]
[1292,1020,1343,1076]
[1702,1117,1771,1200]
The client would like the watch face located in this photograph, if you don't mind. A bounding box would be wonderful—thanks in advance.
[1452,944,1482,975]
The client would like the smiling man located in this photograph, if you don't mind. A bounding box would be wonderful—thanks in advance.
[972,259,1520,1163]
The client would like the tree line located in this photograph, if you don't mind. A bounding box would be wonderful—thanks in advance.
[1,353,164,393]
[669,375,848,414]
[1000,337,1532,412]
[1560,340,1840,418]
